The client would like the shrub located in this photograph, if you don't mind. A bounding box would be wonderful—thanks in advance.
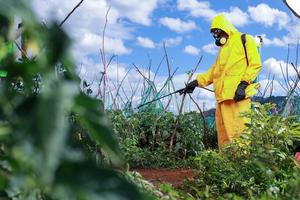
[108,110,217,168]
[184,103,300,199]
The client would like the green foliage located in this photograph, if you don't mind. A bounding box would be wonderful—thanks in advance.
[0,1,149,199]
[158,183,197,200]
[159,183,181,199]
[184,103,300,199]
[108,110,217,168]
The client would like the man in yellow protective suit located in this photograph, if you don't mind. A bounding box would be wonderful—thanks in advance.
[181,14,262,147]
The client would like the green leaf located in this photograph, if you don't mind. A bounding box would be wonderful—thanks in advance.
[73,93,123,166]
[11,75,79,185]
[52,160,150,200]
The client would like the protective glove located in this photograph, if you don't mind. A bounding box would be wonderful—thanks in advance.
[179,80,198,95]
[234,81,249,102]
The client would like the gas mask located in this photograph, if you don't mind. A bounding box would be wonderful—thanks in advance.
[211,28,228,47]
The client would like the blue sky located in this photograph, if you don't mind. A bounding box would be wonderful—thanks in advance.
[32,0,300,110]
[119,0,298,75]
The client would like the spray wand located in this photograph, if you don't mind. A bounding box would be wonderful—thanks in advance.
[137,87,213,109]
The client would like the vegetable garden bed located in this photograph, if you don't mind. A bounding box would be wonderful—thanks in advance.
[133,168,194,187]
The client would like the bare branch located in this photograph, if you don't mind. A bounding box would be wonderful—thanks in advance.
[130,78,142,102]
[163,43,172,78]
[268,75,275,98]
[59,0,85,27]
[188,94,208,149]
[100,7,111,111]
[280,63,291,91]
[156,67,179,96]
[261,72,271,98]
[285,44,291,88]
[296,38,299,68]
[153,55,165,82]
[147,53,152,80]
[133,63,151,81]
[111,68,132,108]
[106,55,117,69]
[169,56,203,153]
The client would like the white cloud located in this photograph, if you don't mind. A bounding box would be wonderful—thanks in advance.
[184,45,200,56]
[256,34,285,47]
[271,38,286,47]
[177,0,249,27]
[223,7,249,27]
[161,37,183,47]
[282,21,300,45]
[257,17,300,47]
[263,57,297,78]
[193,89,216,110]
[159,17,197,33]
[136,36,155,48]
[78,33,131,56]
[202,43,218,55]
[177,0,216,21]
[180,4,294,47]
[248,3,290,29]
[108,0,160,26]
[31,0,163,63]
[32,0,125,37]
[31,0,137,63]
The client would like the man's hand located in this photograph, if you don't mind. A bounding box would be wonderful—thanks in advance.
[179,80,198,95]
[234,81,249,102]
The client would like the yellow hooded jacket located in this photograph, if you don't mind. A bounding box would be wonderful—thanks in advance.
[197,14,262,103]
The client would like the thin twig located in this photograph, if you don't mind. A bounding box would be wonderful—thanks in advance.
[163,43,180,111]
[109,77,127,106]
[153,55,165,82]
[169,56,203,153]
[280,63,291,91]
[268,75,275,99]
[100,7,111,111]
[59,0,85,27]
[111,68,132,108]
[188,94,208,148]
[261,72,272,98]
[147,53,152,80]
[285,45,292,89]
[133,63,158,95]
[296,38,299,68]
[130,78,142,102]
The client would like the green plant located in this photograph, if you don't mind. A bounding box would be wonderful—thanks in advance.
[108,109,216,168]
[184,103,300,199]
[0,1,150,199]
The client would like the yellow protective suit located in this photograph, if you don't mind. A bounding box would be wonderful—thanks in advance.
[196,14,262,147]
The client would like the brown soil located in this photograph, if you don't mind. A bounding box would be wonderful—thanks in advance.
[133,168,194,187]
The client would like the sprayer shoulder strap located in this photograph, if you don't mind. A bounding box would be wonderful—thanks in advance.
[241,33,249,66]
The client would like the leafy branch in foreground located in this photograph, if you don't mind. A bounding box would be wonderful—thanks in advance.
[0,0,150,199]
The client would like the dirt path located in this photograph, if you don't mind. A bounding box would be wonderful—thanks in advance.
[133,169,194,187]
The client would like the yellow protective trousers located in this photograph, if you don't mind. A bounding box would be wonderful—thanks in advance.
[215,98,250,147]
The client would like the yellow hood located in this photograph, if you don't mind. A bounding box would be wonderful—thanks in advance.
[210,14,239,36]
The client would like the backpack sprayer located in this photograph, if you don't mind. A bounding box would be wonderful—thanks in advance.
[137,86,214,109]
